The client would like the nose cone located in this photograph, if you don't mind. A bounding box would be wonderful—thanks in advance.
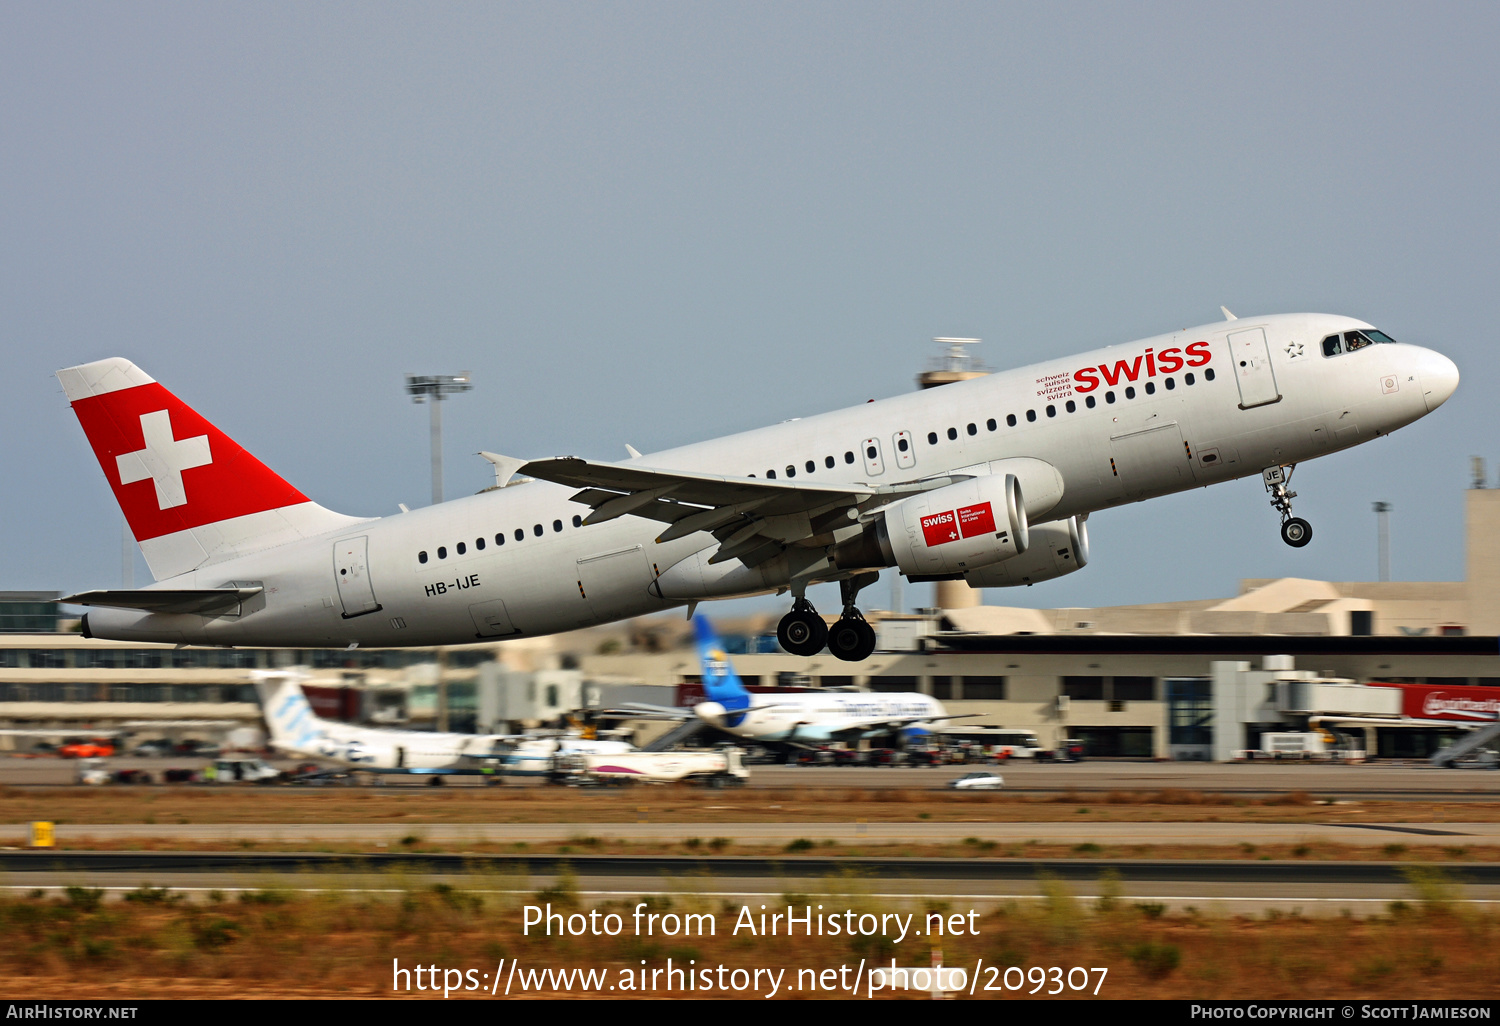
[1416,348,1460,411]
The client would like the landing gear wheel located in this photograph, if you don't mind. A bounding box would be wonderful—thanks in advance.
[778,602,827,656]
[1281,517,1312,548]
[828,616,877,662]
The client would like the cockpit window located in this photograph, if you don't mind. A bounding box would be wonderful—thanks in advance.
[1344,330,1373,352]
[1322,334,1342,357]
[1365,329,1398,345]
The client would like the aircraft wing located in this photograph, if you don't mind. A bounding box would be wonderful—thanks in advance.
[518,455,970,567]
[827,712,984,739]
[60,588,263,616]
[601,703,696,721]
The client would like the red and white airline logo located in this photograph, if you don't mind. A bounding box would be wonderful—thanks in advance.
[70,381,308,541]
[115,410,212,510]
[921,502,996,547]
[921,510,958,547]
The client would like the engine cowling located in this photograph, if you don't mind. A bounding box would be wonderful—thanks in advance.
[880,474,1029,577]
[963,516,1088,587]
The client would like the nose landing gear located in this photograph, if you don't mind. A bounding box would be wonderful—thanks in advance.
[1264,465,1313,548]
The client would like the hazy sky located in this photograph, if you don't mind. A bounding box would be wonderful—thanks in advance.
[3,3,1496,618]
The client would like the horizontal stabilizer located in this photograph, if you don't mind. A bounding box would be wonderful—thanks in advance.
[61,587,263,616]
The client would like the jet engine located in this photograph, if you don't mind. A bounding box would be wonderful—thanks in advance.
[962,516,1088,587]
[833,473,1029,577]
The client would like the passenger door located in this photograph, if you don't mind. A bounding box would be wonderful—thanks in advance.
[1228,328,1282,409]
[333,536,381,618]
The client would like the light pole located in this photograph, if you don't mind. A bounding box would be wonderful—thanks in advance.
[405,373,472,506]
[1372,501,1392,582]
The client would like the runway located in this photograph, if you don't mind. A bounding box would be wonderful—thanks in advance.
[4,757,1499,796]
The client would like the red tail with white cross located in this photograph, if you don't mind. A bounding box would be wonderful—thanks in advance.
[58,358,360,580]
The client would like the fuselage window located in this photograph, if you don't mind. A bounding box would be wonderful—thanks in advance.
[1006,414,1017,427]
[1205,368,1216,381]
[1085,395,1096,409]
[437,546,447,559]
[897,438,909,452]
[1026,409,1036,423]
[1125,386,1136,400]
[418,551,428,564]
[572,515,582,528]
[967,422,977,435]
[456,542,466,555]
[553,519,563,533]
[1185,372,1196,386]
[1145,381,1155,395]
[844,451,855,464]
[1065,399,1076,413]
[475,537,485,550]
[825,455,835,468]
[1164,377,1175,390]
[767,469,776,479]
[1045,405,1056,418]
[866,445,877,459]
[1322,334,1342,357]
[1344,330,1373,352]
[514,528,524,542]
[986,418,997,431]
[495,533,505,546]
[533,524,543,537]
[946,427,958,440]
[1105,391,1116,404]
[927,432,938,445]
[806,460,815,473]
[786,465,796,478]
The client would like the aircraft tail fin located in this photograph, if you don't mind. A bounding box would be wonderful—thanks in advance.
[57,358,367,581]
[692,615,751,712]
[252,670,328,753]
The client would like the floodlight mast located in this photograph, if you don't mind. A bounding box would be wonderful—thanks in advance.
[405,373,473,506]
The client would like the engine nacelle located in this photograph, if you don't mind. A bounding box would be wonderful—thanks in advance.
[963,516,1088,588]
[881,474,1028,577]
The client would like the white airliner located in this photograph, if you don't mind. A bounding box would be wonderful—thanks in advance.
[626,615,961,746]
[57,312,1457,662]
[253,670,511,779]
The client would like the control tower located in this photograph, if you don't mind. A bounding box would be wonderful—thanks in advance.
[917,338,988,610]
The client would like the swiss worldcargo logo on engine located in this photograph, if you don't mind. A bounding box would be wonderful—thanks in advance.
[921,502,996,547]
[920,510,959,547]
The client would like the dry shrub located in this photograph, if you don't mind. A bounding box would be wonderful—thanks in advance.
[1262,791,1316,806]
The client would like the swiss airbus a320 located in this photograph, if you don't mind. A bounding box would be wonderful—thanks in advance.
[57,311,1457,661]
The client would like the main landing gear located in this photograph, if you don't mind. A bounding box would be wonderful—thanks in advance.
[1264,464,1312,548]
[776,573,880,662]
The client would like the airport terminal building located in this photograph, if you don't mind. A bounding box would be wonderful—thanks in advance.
[3,486,1499,761]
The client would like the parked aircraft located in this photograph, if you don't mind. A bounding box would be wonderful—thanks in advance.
[252,670,509,781]
[621,615,968,746]
[58,313,1457,660]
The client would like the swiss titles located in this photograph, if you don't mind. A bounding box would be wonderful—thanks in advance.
[1071,341,1211,393]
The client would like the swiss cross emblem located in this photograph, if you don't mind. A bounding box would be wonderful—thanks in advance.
[114,410,212,510]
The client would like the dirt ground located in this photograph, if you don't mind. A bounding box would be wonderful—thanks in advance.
[6,784,1500,826]
[1,878,1494,999]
